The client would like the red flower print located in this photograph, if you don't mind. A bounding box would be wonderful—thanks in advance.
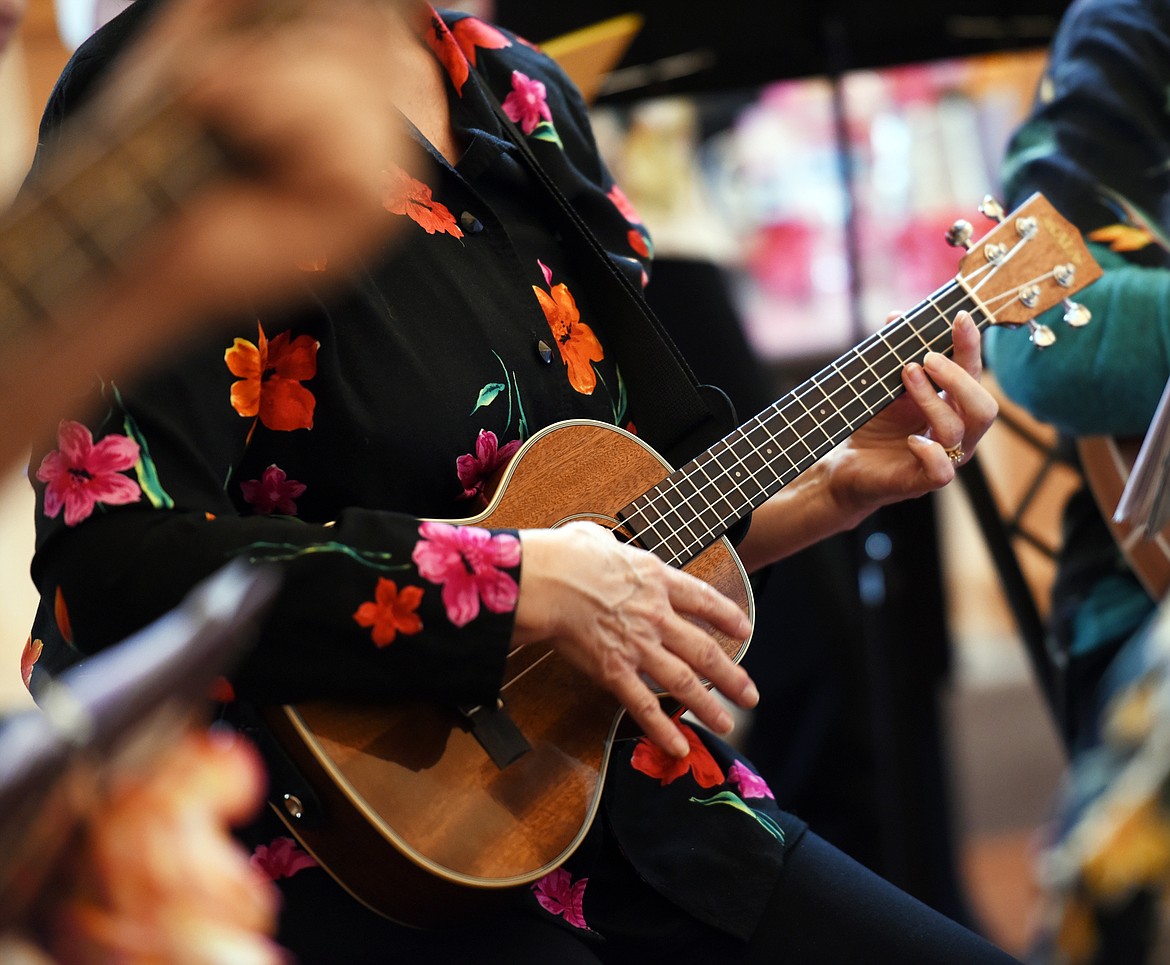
[412,522,520,627]
[36,420,142,527]
[425,12,470,95]
[451,17,510,65]
[383,165,464,238]
[241,464,307,516]
[457,430,521,503]
[531,868,589,930]
[502,70,552,135]
[250,837,317,881]
[352,578,424,647]
[533,281,604,395]
[627,228,651,259]
[728,760,775,800]
[55,587,72,644]
[21,638,42,691]
[225,322,318,432]
[631,723,725,788]
[608,184,642,224]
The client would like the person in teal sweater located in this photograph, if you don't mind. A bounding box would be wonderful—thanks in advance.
[985,1,1170,959]
[986,0,1170,753]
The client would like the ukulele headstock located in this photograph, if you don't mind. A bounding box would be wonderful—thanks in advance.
[948,193,1102,347]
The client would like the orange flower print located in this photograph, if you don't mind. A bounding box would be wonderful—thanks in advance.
[353,578,424,647]
[631,722,725,788]
[21,637,42,691]
[225,322,318,432]
[1089,223,1155,253]
[383,166,464,238]
[532,276,604,396]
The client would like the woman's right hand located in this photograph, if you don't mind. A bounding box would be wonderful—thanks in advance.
[515,522,758,758]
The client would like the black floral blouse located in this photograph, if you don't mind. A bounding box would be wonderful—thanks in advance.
[21,2,802,947]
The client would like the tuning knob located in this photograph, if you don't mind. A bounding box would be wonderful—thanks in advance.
[1063,301,1091,327]
[1028,320,1057,348]
[979,196,1006,223]
[946,220,973,250]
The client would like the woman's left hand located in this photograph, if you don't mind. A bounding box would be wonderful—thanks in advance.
[737,310,996,572]
[825,310,996,525]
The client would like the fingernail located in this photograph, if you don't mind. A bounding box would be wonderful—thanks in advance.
[923,351,944,372]
[906,363,927,385]
[714,710,734,734]
[743,682,759,707]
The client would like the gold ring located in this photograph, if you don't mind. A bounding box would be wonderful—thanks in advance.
[945,444,964,464]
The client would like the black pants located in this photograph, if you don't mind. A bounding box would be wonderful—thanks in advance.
[281,831,1021,964]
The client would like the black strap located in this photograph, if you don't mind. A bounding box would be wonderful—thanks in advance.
[479,78,723,463]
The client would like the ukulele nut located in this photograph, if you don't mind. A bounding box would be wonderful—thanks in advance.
[283,793,305,821]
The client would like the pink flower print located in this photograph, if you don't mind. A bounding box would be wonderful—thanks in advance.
[36,420,142,527]
[412,522,520,627]
[728,760,775,800]
[240,464,307,515]
[457,430,521,503]
[531,868,589,930]
[501,70,552,135]
[250,836,317,881]
[608,184,643,225]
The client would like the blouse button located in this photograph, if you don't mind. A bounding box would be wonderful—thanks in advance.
[536,339,554,364]
[460,211,484,234]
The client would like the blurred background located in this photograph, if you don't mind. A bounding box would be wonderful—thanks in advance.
[0,0,1081,956]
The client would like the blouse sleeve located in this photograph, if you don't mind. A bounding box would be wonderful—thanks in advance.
[29,353,518,709]
[986,0,1170,436]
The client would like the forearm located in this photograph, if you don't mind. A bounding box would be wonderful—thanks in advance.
[33,507,516,707]
[734,461,861,573]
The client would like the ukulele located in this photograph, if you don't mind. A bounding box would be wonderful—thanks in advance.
[260,192,1103,926]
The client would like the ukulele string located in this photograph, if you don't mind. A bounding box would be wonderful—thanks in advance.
[630,249,1066,567]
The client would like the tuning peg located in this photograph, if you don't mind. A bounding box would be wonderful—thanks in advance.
[979,196,1006,223]
[946,220,973,250]
[1063,300,1091,327]
[1028,320,1057,348]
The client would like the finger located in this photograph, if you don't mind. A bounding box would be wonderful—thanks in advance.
[948,311,983,379]
[639,636,736,737]
[906,433,958,486]
[921,352,998,448]
[903,360,966,449]
[658,608,759,710]
[607,671,691,757]
[663,565,753,642]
